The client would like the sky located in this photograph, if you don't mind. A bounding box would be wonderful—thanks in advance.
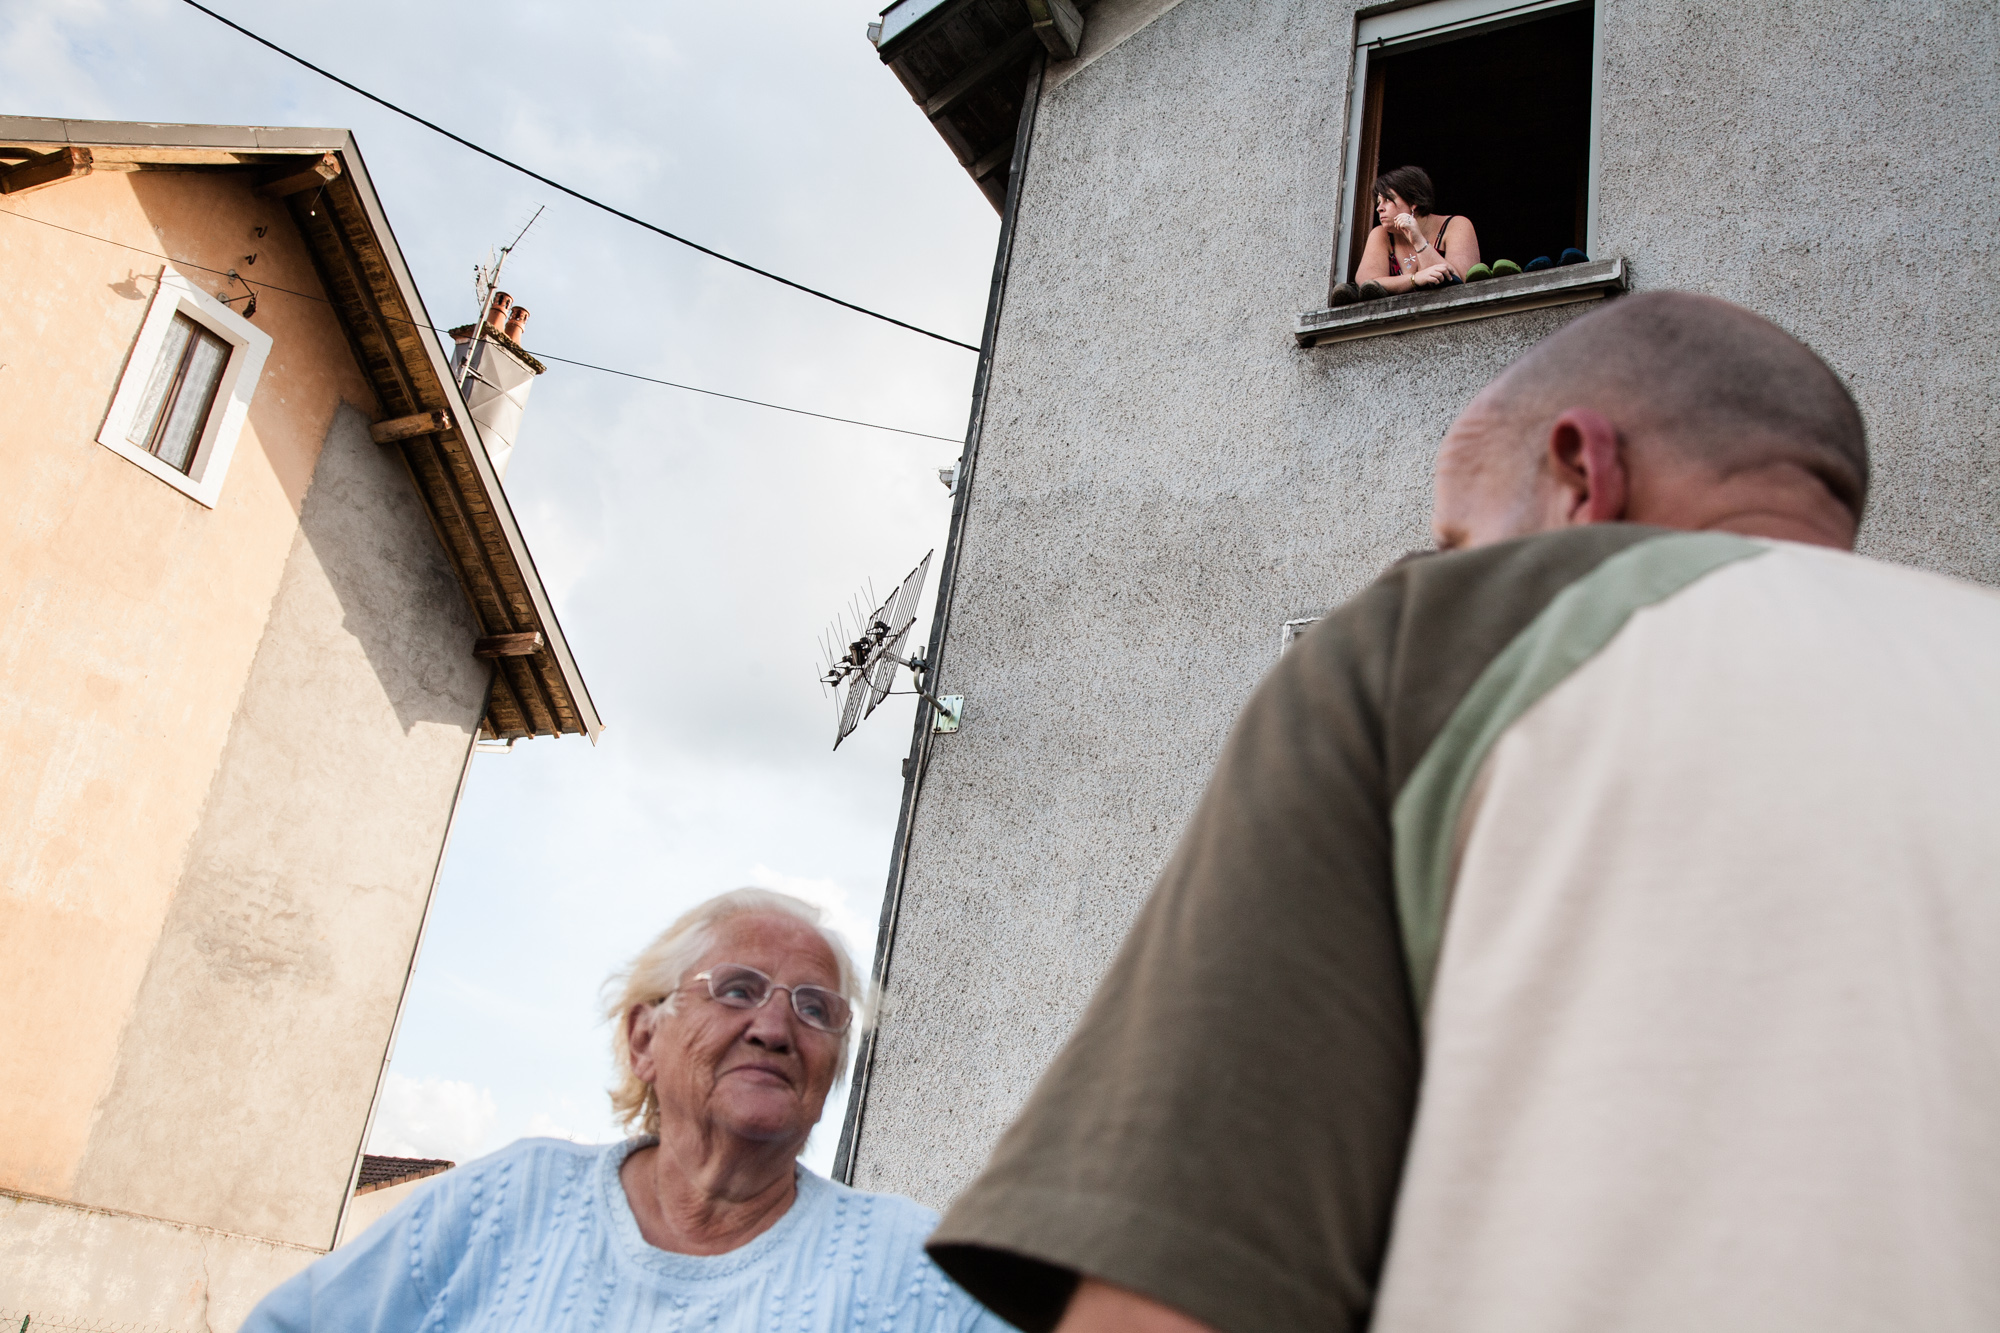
[1,0,999,1173]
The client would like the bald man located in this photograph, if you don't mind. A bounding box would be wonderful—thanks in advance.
[927,293,2000,1333]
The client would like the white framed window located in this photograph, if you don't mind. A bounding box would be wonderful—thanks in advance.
[97,265,271,508]
[1333,0,1604,288]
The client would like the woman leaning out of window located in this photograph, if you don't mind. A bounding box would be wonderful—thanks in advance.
[1334,165,1481,305]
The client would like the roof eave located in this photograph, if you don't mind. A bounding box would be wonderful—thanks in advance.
[0,116,601,742]
[870,0,1083,212]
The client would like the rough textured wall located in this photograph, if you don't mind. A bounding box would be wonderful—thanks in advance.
[0,169,375,1196]
[852,0,2000,1209]
[1592,0,2000,580]
[0,1190,318,1333]
[69,405,486,1248]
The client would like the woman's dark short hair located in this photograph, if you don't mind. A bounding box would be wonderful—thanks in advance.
[1373,165,1436,216]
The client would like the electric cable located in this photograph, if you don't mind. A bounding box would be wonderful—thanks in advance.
[175,0,983,354]
[527,353,959,441]
[0,208,964,444]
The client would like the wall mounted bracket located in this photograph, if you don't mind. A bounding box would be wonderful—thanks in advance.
[932,696,964,733]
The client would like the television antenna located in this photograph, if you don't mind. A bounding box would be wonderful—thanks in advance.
[459,205,544,392]
[817,550,961,750]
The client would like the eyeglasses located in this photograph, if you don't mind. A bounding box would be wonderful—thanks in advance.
[676,963,853,1034]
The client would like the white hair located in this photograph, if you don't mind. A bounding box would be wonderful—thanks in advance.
[603,888,866,1136]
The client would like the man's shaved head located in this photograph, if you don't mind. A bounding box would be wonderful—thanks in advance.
[1432,292,1869,551]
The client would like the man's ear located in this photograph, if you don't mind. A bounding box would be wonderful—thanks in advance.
[1545,407,1627,527]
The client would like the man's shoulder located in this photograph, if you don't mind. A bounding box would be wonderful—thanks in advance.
[1757,538,2000,607]
[1303,526,1668,655]
[1277,526,1677,789]
[1682,539,2000,674]
[1382,523,1676,603]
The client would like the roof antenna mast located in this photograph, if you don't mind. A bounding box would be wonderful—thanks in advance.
[460,205,544,391]
[817,551,959,750]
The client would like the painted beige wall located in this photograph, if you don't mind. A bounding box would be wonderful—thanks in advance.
[0,168,377,1199]
[0,1188,319,1332]
[68,404,488,1246]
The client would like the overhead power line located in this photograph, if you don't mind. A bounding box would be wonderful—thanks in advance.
[0,209,963,444]
[529,353,959,442]
[175,0,983,354]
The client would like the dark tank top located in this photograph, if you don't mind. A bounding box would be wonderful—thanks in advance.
[1388,215,1454,277]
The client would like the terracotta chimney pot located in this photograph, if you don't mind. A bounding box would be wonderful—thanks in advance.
[485,291,512,333]
[504,307,530,341]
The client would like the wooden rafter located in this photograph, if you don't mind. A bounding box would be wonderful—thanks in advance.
[282,171,580,740]
[370,409,453,444]
[257,152,341,199]
[474,632,544,658]
[0,146,91,196]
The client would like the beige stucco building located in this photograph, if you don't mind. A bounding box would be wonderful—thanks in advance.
[0,116,597,1329]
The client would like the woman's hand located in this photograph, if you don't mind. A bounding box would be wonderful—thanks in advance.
[1393,212,1423,248]
[1410,262,1450,288]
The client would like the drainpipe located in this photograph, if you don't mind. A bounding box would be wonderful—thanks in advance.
[833,53,1047,1185]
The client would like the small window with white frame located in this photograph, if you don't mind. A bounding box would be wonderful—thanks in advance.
[97,266,271,508]
[1333,0,1601,298]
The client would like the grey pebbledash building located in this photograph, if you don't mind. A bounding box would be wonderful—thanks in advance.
[834,0,2000,1205]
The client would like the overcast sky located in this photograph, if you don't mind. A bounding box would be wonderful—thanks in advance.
[4,0,998,1173]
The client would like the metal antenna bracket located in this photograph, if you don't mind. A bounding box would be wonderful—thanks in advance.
[932,696,964,733]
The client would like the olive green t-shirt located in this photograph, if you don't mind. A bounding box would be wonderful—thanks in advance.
[927,525,2000,1333]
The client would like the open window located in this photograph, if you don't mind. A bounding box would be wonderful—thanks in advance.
[97,266,271,508]
[1336,0,1599,294]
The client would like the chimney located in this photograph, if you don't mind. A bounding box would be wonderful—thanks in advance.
[450,290,543,481]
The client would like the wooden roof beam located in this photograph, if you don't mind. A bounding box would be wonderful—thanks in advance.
[258,153,341,199]
[924,29,1039,120]
[296,184,553,734]
[1027,0,1083,58]
[474,632,544,658]
[969,140,1015,183]
[1,147,92,196]
[371,409,454,444]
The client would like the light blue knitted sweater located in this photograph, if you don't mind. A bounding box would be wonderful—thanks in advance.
[242,1138,1011,1333]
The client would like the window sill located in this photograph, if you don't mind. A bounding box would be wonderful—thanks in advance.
[1294,257,1627,348]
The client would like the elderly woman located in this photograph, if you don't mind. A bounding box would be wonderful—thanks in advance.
[1332,164,1481,304]
[243,889,1005,1332]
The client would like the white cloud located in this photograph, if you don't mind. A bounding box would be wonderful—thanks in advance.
[368,1073,500,1164]
[520,493,607,605]
[747,862,876,971]
[523,1112,582,1142]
